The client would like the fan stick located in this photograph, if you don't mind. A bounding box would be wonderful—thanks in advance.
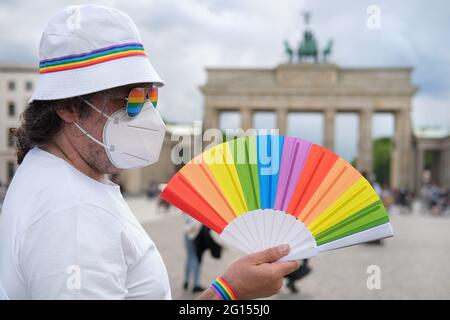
[287,145,338,218]
[274,137,311,211]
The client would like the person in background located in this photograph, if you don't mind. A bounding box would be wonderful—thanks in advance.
[0,181,4,212]
[146,182,159,198]
[183,215,204,293]
[362,171,383,245]
[381,183,394,214]
[285,259,311,294]
[362,171,381,196]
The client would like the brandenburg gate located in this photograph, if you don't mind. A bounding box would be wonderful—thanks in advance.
[201,12,417,191]
[201,63,417,190]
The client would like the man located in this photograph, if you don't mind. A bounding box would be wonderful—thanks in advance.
[0,5,299,299]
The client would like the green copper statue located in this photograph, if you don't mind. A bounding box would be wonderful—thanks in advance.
[298,29,318,63]
[284,40,294,64]
[297,12,318,63]
[284,11,333,64]
[323,39,333,63]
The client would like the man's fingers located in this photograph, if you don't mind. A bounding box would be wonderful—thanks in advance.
[273,260,301,277]
[246,244,291,264]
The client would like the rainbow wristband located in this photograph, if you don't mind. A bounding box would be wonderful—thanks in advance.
[211,277,239,300]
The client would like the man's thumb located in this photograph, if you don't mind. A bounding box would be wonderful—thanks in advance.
[247,244,290,264]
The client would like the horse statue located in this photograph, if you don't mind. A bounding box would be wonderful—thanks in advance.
[322,39,333,63]
[284,40,294,63]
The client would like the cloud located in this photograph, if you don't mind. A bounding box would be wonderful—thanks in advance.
[0,0,448,160]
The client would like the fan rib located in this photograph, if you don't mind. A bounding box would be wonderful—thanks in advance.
[300,165,348,222]
[271,212,289,247]
[309,184,369,231]
[309,183,379,233]
[288,150,325,215]
[298,159,361,224]
[159,175,227,233]
[257,135,283,209]
[274,138,311,211]
[232,216,257,251]
[180,157,237,223]
[244,139,259,208]
[177,175,228,229]
[316,222,393,253]
[240,213,261,250]
[221,147,249,214]
[279,142,300,210]
[315,200,389,245]
[198,163,237,220]
[221,219,255,253]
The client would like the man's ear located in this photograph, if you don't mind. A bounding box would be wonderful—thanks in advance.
[56,106,79,124]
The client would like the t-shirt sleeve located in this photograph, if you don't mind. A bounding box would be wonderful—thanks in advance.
[18,203,131,299]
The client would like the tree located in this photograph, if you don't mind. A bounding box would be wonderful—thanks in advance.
[351,137,392,186]
[373,137,391,186]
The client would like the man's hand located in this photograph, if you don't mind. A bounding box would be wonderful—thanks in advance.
[197,244,300,300]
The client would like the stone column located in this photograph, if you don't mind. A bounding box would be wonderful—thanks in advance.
[442,144,450,189]
[203,107,219,130]
[241,108,252,130]
[276,108,287,135]
[323,109,335,151]
[357,109,373,175]
[391,109,412,190]
[415,146,424,195]
[123,168,143,195]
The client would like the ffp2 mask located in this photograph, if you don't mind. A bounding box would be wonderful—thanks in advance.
[75,100,166,170]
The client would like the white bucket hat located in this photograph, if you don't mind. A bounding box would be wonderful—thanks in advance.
[31,4,164,102]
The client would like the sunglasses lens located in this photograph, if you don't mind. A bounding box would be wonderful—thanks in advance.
[149,86,158,108]
[127,88,145,117]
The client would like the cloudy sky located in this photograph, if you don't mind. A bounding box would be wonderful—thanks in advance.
[1,0,449,160]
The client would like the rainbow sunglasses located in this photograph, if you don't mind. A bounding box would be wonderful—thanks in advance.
[126,86,158,117]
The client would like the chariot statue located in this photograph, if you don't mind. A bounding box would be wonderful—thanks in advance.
[283,11,333,64]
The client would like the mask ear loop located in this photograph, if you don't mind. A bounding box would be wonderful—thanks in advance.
[73,122,114,151]
[73,97,115,152]
[71,95,110,139]
[82,98,113,120]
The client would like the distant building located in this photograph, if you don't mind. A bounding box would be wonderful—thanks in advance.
[0,65,38,185]
[414,127,450,191]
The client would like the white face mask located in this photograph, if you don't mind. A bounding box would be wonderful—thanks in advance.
[74,99,166,169]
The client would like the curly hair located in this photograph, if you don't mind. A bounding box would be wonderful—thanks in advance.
[10,97,91,164]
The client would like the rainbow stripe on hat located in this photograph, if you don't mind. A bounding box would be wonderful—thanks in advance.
[39,43,146,74]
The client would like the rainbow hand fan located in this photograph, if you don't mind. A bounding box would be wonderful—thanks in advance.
[160,135,393,261]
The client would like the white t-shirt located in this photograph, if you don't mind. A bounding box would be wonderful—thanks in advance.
[0,147,171,299]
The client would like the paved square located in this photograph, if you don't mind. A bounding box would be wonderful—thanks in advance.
[128,197,450,299]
